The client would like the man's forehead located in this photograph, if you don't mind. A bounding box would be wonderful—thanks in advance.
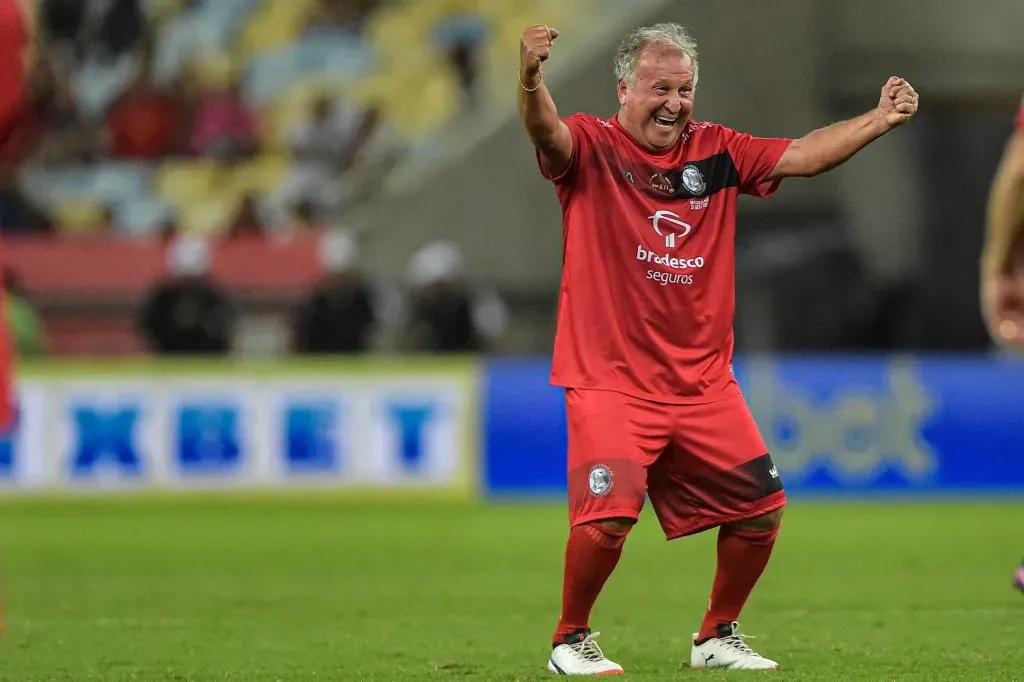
[635,45,693,81]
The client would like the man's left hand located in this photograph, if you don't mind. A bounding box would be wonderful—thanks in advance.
[877,76,919,130]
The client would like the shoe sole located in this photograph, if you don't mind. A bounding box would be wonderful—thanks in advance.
[548,658,624,675]
[690,663,781,670]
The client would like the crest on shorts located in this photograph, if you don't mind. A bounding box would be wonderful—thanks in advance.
[588,465,613,496]
[681,164,706,195]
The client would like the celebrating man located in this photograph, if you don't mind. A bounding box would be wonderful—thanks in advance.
[518,22,918,673]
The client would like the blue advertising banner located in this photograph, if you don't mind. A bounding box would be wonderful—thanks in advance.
[483,355,1024,497]
[0,360,479,495]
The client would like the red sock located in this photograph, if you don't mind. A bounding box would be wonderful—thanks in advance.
[698,526,779,641]
[552,522,629,643]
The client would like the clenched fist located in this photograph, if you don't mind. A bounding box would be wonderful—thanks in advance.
[520,25,558,81]
[877,76,919,129]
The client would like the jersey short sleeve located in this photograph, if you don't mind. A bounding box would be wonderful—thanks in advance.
[1016,96,1024,131]
[536,112,596,185]
[720,127,793,198]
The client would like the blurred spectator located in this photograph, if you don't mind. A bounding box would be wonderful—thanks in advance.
[436,15,485,109]
[447,38,480,108]
[2,268,45,356]
[64,1,151,120]
[226,194,265,239]
[158,216,180,244]
[294,229,377,353]
[288,95,360,169]
[104,52,183,159]
[95,206,116,237]
[138,236,234,355]
[87,0,146,64]
[401,241,507,353]
[282,94,376,212]
[271,199,327,243]
[290,200,321,230]
[190,72,262,162]
[23,53,92,165]
[306,0,379,34]
[45,0,146,65]
[41,0,87,49]
[0,172,53,236]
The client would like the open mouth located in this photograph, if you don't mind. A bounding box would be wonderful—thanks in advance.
[653,115,677,128]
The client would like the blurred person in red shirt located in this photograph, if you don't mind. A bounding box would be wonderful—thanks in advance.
[0,0,36,639]
[105,51,183,159]
[979,97,1024,594]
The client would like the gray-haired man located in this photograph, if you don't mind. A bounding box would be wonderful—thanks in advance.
[517,22,919,674]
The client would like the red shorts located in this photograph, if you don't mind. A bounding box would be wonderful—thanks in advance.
[565,388,787,539]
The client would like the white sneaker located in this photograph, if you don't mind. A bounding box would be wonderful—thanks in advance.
[690,621,779,670]
[547,630,624,675]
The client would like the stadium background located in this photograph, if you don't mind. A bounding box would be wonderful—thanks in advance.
[1,0,1023,679]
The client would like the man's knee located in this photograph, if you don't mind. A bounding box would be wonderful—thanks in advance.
[725,505,785,532]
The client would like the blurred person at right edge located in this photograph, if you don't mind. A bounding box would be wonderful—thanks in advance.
[0,0,36,638]
[978,95,1024,595]
[981,96,1024,350]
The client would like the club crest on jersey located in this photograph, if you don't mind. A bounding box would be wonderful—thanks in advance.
[649,172,675,195]
[588,465,613,496]
[681,164,706,195]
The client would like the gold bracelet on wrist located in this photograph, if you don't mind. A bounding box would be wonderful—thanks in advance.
[518,69,542,92]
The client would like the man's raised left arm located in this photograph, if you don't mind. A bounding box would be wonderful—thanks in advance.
[766,76,919,180]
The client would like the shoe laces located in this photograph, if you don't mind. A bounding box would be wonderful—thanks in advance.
[720,630,758,656]
[568,631,607,663]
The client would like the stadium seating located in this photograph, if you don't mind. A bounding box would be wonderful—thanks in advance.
[30,0,603,239]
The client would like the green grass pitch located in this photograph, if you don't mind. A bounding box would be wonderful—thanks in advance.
[0,496,1021,681]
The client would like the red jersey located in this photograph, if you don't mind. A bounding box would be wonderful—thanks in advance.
[0,0,29,163]
[1016,97,1024,131]
[0,0,30,432]
[538,113,792,404]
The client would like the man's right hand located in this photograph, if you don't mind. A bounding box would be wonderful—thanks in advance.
[517,24,571,177]
[520,25,558,84]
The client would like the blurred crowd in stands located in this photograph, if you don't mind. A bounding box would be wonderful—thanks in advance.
[2,0,504,358]
[1,0,485,241]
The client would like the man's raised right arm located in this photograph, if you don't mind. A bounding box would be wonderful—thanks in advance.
[518,25,573,178]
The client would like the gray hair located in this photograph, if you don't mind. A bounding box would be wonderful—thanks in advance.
[614,23,699,88]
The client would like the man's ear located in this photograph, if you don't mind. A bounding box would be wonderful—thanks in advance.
[617,80,628,106]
